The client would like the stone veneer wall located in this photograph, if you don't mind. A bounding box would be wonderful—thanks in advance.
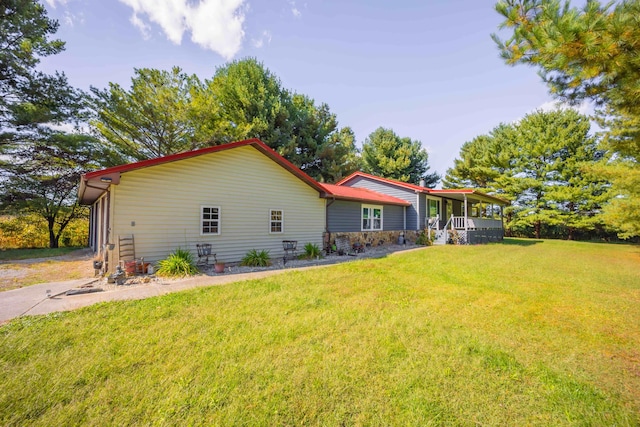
[327,230,420,248]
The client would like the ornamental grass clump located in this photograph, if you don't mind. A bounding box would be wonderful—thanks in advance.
[241,249,271,267]
[303,242,321,259]
[156,248,199,277]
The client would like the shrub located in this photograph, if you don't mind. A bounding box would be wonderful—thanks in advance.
[156,248,199,277]
[416,229,433,246]
[303,242,321,259]
[241,249,271,267]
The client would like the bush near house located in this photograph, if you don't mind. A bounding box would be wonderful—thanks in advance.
[156,248,199,277]
[241,249,271,267]
[303,242,321,259]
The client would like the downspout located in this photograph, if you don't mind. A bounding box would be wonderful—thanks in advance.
[403,205,406,231]
[325,197,335,232]
[325,196,335,253]
[416,192,420,230]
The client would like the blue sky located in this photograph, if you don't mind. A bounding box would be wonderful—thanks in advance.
[40,0,566,183]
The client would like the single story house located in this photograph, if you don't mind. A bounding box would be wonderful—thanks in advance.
[335,172,508,245]
[79,139,508,272]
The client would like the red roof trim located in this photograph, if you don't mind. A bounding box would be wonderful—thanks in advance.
[336,171,429,193]
[81,138,327,194]
[321,183,411,206]
[335,171,509,205]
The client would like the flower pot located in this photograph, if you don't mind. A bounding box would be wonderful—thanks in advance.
[124,261,137,275]
[93,260,103,270]
[214,262,225,273]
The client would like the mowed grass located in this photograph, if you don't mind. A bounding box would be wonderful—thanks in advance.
[0,247,83,261]
[1,239,638,425]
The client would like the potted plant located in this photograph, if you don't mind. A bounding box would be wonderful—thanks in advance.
[213,254,225,273]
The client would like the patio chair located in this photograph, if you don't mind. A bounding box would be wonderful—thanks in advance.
[282,240,298,262]
[196,243,213,266]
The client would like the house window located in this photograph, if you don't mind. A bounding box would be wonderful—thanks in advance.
[362,205,383,231]
[428,199,440,218]
[270,209,283,233]
[201,206,220,235]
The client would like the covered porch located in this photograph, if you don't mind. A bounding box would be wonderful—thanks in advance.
[428,190,508,245]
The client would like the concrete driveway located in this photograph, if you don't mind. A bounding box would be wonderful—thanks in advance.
[0,267,316,324]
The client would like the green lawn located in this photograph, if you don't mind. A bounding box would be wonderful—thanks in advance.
[1,239,639,425]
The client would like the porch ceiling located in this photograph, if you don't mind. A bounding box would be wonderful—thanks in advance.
[430,190,509,206]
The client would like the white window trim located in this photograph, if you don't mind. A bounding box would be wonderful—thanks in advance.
[426,197,441,218]
[361,204,383,231]
[269,208,284,234]
[200,205,221,236]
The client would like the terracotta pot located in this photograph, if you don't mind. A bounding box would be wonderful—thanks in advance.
[124,261,137,275]
[214,263,225,273]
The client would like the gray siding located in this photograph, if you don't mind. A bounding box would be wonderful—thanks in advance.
[347,176,420,230]
[384,205,405,230]
[417,193,426,229]
[327,200,406,232]
[327,200,360,232]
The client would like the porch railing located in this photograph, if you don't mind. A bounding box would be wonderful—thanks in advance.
[449,216,503,230]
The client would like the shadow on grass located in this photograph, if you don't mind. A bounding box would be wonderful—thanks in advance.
[499,238,544,246]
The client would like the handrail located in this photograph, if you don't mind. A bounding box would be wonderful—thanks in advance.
[444,216,453,230]
[427,214,440,233]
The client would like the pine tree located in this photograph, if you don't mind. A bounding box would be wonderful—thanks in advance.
[362,127,440,186]
[493,0,640,237]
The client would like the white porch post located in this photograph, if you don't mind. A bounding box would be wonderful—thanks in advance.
[464,194,468,232]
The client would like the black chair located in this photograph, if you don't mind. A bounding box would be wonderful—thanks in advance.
[196,243,213,265]
[282,240,298,261]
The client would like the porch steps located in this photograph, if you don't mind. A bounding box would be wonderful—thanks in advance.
[433,230,447,245]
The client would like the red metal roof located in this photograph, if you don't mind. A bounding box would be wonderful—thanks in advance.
[79,139,328,204]
[336,171,429,193]
[335,171,509,205]
[79,139,508,207]
[321,184,410,206]
[82,138,324,191]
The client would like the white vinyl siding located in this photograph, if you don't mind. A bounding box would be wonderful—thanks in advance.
[201,206,220,235]
[362,204,383,231]
[270,209,283,233]
[110,145,325,266]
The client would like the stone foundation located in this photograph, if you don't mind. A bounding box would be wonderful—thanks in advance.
[326,230,420,249]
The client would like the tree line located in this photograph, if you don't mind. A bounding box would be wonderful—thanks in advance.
[486,0,640,239]
[0,0,437,247]
[1,0,639,247]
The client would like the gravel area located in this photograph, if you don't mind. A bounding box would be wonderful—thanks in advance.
[97,243,422,292]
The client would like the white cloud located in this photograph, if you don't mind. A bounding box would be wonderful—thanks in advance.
[537,100,593,115]
[289,0,301,17]
[119,0,246,59]
[44,0,68,8]
[63,10,84,27]
[252,30,272,49]
[130,12,151,40]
